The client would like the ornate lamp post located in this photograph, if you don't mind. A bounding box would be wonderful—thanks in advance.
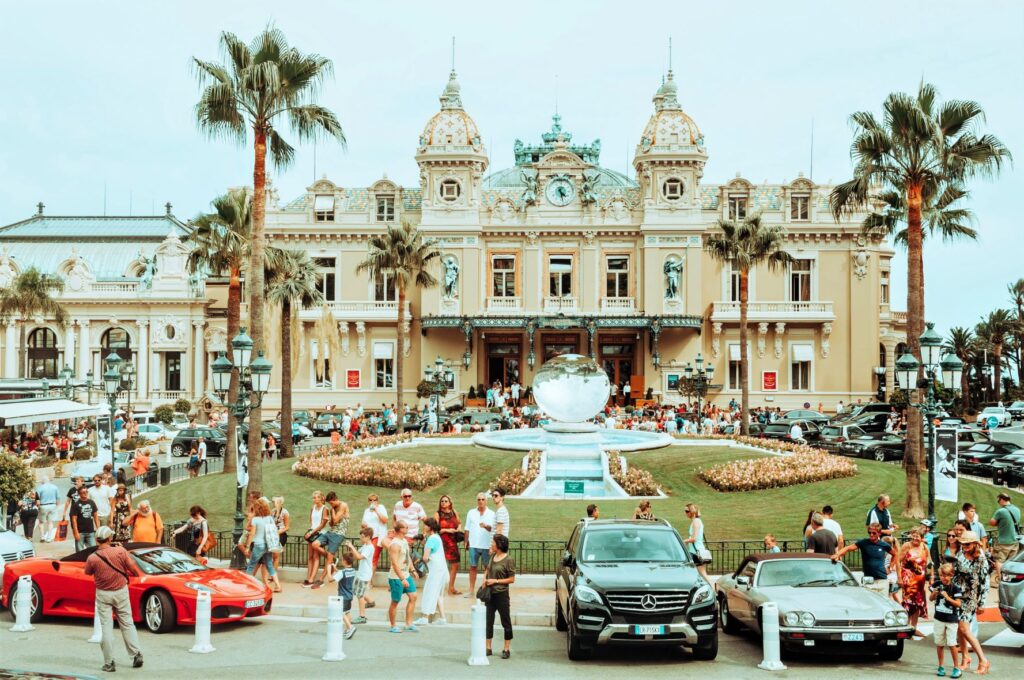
[210,327,272,569]
[895,322,964,524]
[679,353,715,431]
[424,356,448,432]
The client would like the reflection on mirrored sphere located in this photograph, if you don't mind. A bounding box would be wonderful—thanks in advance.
[532,354,610,423]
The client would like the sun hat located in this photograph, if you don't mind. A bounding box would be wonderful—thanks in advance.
[919,518,936,528]
[958,530,980,544]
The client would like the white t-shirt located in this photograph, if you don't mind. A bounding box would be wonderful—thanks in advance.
[362,503,388,540]
[357,542,374,581]
[822,518,843,540]
[198,441,207,461]
[465,507,496,549]
[393,500,426,538]
[89,485,113,516]
[790,424,803,439]
[494,504,510,537]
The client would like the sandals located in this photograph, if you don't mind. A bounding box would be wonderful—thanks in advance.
[975,660,990,675]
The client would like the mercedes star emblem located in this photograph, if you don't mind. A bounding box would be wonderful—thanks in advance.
[640,594,657,610]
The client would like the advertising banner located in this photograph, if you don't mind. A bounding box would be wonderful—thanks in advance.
[96,413,113,463]
[762,371,778,391]
[346,369,361,389]
[236,429,249,488]
[934,428,958,503]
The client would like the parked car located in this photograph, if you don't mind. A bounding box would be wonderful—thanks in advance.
[555,519,718,661]
[291,409,313,429]
[723,422,764,437]
[128,411,160,427]
[977,406,1012,428]
[817,424,867,453]
[171,427,227,457]
[168,413,191,431]
[834,411,891,434]
[956,429,991,452]
[717,553,911,659]
[959,441,1022,476]
[0,525,34,564]
[782,410,831,425]
[761,419,822,444]
[264,420,308,444]
[136,422,175,442]
[1006,401,1024,421]
[998,548,1024,633]
[990,451,1024,485]
[834,402,891,422]
[312,412,344,436]
[838,432,906,462]
[450,411,507,431]
[2,543,271,633]
[72,451,157,483]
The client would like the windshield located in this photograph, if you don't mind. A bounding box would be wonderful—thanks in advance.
[580,529,688,563]
[131,547,208,575]
[757,559,856,587]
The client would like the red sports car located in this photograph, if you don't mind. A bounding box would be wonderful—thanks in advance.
[2,543,272,633]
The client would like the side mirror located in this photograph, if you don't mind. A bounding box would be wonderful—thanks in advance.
[736,575,751,587]
[561,551,575,569]
[861,576,874,585]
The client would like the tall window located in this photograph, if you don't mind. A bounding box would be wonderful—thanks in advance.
[311,340,332,388]
[727,344,743,390]
[789,259,812,302]
[491,255,516,297]
[102,327,132,364]
[314,257,336,302]
[728,195,747,220]
[790,195,809,221]
[27,328,58,379]
[605,256,629,298]
[376,196,395,222]
[314,195,335,222]
[374,272,397,302]
[790,345,813,390]
[729,269,742,302]
[880,271,890,304]
[373,342,394,388]
[548,255,573,297]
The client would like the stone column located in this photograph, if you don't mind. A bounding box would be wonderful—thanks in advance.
[193,320,206,397]
[135,320,149,401]
[77,320,90,380]
[64,323,76,375]
[4,320,17,377]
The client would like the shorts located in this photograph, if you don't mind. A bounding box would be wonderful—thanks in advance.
[353,577,369,599]
[469,547,490,569]
[371,537,383,568]
[342,597,352,613]
[388,577,416,603]
[992,542,1019,564]
[319,532,343,554]
[39,505,59,524]
[933,620,958,647]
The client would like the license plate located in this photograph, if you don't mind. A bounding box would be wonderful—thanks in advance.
[245,598,265,609]
[841,632,865,642]
[633,625,665,635]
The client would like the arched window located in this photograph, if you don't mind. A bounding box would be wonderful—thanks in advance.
[27,328,58,379]
[102,327,132,364]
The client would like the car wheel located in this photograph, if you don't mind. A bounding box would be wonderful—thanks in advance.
[691,633,719,660]
[143,590,176,634]
[171,444,185,457]
[718,595,740,634]
[874,450,886,462]
[554,598,568,632]
[566,624,591,661]
[7,582,43,623]
[878,639,904,661]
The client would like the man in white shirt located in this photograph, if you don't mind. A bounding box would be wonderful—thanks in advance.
[510,381,521,407]
[789,421,804,443]
[492,488,510,537]
[821,505,845,549]
[465,492,496,596]
[197,438,207,465]
[88,475,114,529]
[361,493,389,569]
[393,489,426,542]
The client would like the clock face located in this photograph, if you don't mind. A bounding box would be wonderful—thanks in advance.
[545,177,575,206]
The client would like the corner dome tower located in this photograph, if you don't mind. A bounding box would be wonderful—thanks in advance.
[417,70,487,162]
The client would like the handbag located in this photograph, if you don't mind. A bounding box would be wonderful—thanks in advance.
[475,584,492,604]
[265,521,284,554]
[57,520,69,542]
[697,547,713,563]
[454,530,465,544]
[304,530,320,544]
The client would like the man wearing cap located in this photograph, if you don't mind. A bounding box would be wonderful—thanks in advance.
[952,531,991,674]
[989,492,1021,585]
[393,489,426,543]
[85,526,143,673]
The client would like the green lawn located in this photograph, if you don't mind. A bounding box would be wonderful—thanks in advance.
[145,444,1024,543]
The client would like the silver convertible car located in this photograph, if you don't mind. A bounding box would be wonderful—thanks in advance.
[717,553,913,660]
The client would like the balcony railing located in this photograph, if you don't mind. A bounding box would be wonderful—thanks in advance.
[298,300,410,321]
[543,296,579,314]
[149,390,186,401]
[600,297,637,314]
[891,311,907,324]
[711,300,835,322]
[486,297,522,313]
[62,280,140,297]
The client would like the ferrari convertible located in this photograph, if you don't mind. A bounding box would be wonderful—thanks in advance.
[1,543,272,633]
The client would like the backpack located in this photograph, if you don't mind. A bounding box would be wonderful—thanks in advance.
[265,519,283,554]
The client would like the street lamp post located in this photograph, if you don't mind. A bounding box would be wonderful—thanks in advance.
[679,353,715,433]
[210,328,272,570]
[425,356,447,433]
[894,322,964,524]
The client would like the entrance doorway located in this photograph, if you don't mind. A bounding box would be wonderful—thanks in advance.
[542,333,580,361]
[165,352,182,391]
[599,336,635,405]
[486,336,521,388]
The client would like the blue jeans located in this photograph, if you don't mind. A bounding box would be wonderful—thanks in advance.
[245,544,276,576]
[75,532,96,552]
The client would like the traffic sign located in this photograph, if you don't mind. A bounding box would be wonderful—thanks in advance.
[988,416,999,429]
[564,480,585,495]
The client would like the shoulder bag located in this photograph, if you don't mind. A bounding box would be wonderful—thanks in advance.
[265,519,284,554]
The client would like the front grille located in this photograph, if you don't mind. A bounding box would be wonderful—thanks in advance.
[1,548,34,562]
[816,619,885,628]
[605,590,689,614]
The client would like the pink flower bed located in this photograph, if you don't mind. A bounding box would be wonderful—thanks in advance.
[489,451,541,495]
[294,452,448,490]
[699,450,858,492]
[607,453,660,496]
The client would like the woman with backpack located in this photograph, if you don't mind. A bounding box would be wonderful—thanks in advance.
[239,497,282,592]
[172,505,213,562]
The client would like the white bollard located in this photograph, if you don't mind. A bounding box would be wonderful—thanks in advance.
[322,595,346,662]
[10,575,35,632]
[0,554,5,582]
[467,602,490,666]
[88,607,103,643]
[757,602,787,671]
[188,591,215,653]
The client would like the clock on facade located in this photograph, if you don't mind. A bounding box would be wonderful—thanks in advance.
[545,176,575,206]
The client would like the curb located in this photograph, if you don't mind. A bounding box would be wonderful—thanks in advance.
[270,602,554,627]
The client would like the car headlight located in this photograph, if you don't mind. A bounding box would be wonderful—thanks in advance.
[798,612,815,627]
[185,582,213,593]
[895,611,909,626]
[883,611,896,626]
[783,611,801,626]
[692,583,713,605]
[575,585,603,605]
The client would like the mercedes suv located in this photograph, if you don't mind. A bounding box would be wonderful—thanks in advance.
[555,519,718,661]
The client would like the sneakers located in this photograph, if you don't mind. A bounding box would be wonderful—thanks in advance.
[101,661,116,673]
[302,580,313,588]
[351,616,368,624]
[365,600,376,608]
[311,582,322,590]
[433,618,447,625]
[950,669,962,679]
[404,625,419,632]
[389,626,403,633]
[501,650,511,659]
[132,654,143,669]
[344,627,356,640]
[413,617,430,626]
[937,668,946,677]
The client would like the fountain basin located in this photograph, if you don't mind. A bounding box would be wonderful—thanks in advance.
[472,426,673,452]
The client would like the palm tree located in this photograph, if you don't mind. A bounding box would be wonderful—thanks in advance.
[357,223,440,433]
[943,327,975,413]
[1009,279,1024,388]
[193,26,345,492]
[0,267,68,377]
[704,214,792,436]
[976,309,1017,404]
[187,188,253,475]
[830,82,1009,517]
[266,249,322,458]
[863,181,977,246]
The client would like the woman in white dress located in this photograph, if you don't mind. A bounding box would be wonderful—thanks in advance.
[414,517,448,625]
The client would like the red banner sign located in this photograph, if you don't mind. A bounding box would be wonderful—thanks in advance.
[346,369,360,389]
[762,371,777,391]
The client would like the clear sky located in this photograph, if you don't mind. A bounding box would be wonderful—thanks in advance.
[1,0,1020,336]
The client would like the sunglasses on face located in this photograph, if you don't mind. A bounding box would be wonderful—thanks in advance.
[402,495,411,499]
[947,534,956,538]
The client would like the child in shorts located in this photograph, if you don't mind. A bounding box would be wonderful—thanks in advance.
[333,543,358,639]
[930,563,962,678]
[351,528,375,624]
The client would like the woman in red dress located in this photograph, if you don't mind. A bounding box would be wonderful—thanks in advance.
[897,526,930,636]
[435,495,462,596]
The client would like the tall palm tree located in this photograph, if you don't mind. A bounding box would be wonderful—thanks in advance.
[976,309,1017,404]
[863,182,977,245]
[705,214,792,436]
[266,249,322,458]
[357,223,440,433]
[1009,279,1024,388]
[187,188,253,475]
[943,327,975,413]
[194,26,345,493]
[830,82,1009,517]
[0,267,68,377]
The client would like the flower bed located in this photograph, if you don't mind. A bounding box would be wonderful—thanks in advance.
[699,450,858,492]
[293,453,448,490]
[490,450,541,495]
[307,433,415,458]
[607,453,660,496]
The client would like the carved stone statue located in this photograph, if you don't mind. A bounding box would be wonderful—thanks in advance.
[188,267,207,298]
[580,169,599,206]
[443,256,459,299]
[520,169,538,206]
[138,252,157,290]
[0,250,15,289]
[663,257,683,299]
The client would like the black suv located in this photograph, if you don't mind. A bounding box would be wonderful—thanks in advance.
[170,427,227,457]
[555,519,718,661]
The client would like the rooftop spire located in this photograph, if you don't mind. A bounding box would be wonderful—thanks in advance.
[439,37,463,110]
[451,35,455,71]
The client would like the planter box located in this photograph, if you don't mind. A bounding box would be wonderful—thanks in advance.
[465,399,487,407]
